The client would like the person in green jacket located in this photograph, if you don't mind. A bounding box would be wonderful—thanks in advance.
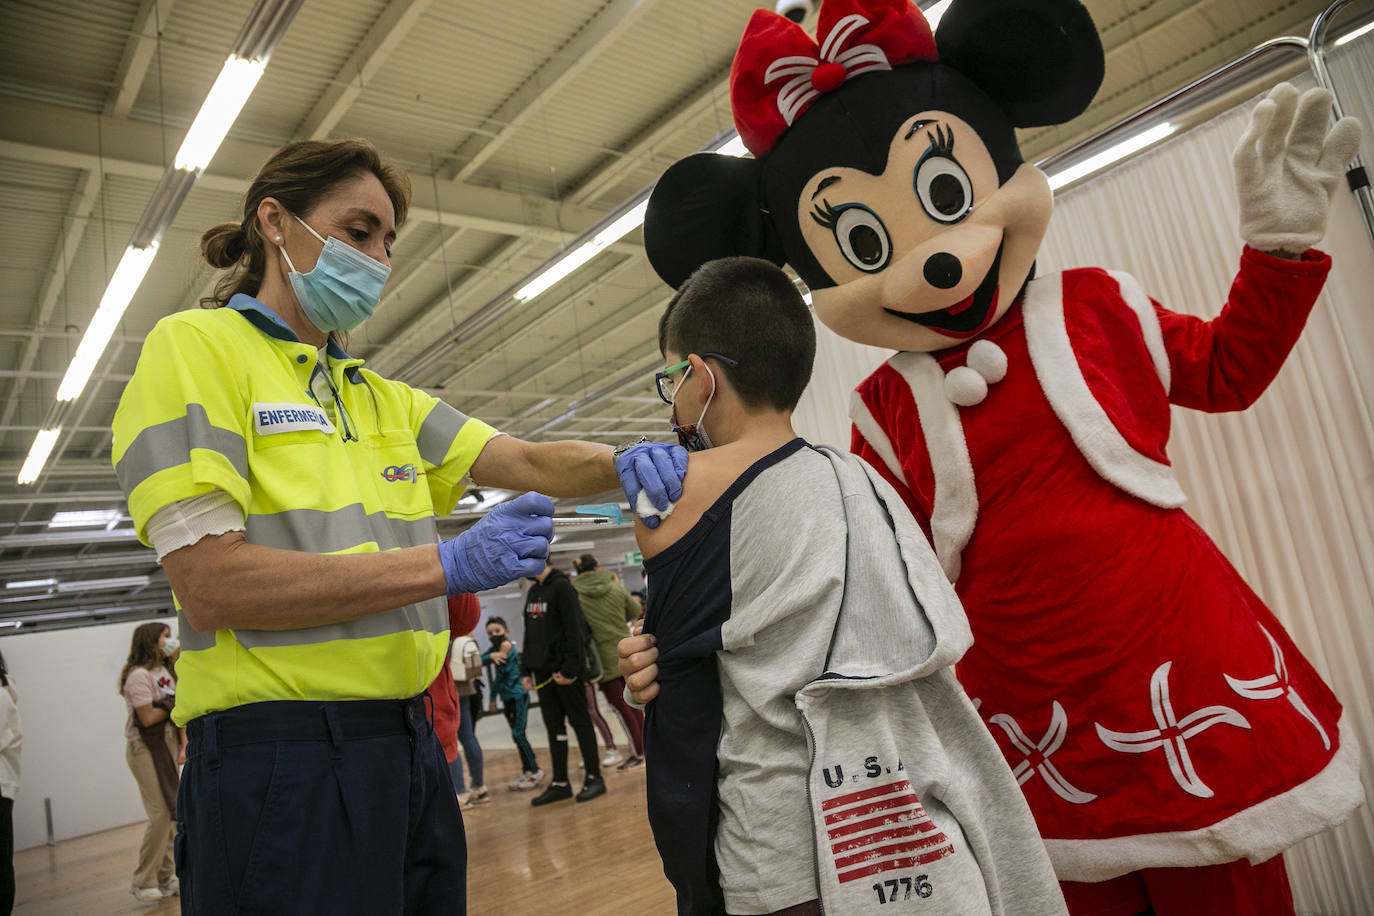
[572,555,645,768]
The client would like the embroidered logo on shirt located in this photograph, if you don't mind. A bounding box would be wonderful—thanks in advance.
[252,402,335,436]
[822,778,955,884]
[381,464,420,484]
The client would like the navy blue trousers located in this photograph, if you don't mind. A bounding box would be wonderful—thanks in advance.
[177,695,465,915]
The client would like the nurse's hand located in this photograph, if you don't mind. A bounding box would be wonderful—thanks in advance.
[615,442,688,529]
[618,633,659,704]
[437,492,553,594]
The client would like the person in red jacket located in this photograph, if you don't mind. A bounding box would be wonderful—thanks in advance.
[424,594,483,789]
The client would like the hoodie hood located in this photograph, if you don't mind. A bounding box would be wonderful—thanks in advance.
[572,568,617,599]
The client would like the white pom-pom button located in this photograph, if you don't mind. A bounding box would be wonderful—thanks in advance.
[944,365,988,406]
[966,339,1007,383]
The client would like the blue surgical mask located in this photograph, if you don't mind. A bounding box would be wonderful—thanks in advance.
[278,214,390,332]
[670,362,715,452]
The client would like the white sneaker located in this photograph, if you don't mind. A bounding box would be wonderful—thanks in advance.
[159,876,180,897]
[510,769,544,791]
[131,885,163,901]
[458,786,490,807]
[602,749,622,768]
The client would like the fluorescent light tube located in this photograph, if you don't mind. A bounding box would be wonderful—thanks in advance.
[49,508,124,529]
[56,243,159,402]
[4,578,57,590]
[174,55,268,171]
[549,540,597,553]
[17,427,62,485]
[1335,20,1374,46]
[514,200,650,302]
[55,575,151,594]
[1046,122,1176,191]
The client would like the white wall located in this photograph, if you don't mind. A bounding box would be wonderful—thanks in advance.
[5,616,176,851]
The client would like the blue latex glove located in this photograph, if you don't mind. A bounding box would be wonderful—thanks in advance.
[437,492,554,594]
[615,442,688,529]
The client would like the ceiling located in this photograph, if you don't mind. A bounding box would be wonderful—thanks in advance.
[0,0,1351,631]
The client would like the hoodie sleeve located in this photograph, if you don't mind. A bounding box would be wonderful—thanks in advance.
[621,586,641,624]
[556,578,586,680]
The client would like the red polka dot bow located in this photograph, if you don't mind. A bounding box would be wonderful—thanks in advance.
[730,0,938,158]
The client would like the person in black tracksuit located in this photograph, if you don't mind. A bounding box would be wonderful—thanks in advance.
[520,562,605,805]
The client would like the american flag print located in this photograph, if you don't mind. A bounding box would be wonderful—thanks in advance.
[823,779,955,883]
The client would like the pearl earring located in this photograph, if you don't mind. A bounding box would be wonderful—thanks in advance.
[275,236,282,243]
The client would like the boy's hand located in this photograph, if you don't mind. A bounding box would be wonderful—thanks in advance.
[619,633,660,704]
[522,675,534,692]
[488,702,499,714]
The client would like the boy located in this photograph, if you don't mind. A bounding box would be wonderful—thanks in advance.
[482,617,543,790]
[630,257,1065,915]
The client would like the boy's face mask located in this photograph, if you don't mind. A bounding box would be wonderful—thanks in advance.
[670,362,716,452]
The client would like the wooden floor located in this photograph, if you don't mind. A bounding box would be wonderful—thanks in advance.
[14,748,676,915]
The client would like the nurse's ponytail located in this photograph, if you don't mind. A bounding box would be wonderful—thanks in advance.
[201,222,247,270]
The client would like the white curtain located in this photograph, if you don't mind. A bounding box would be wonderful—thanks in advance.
[798,53,1374,914]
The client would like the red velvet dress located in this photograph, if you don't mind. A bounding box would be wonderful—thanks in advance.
[850,248,1360,890]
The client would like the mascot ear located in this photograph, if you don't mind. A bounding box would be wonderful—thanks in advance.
[644,152,783,289]
[936,0,1104,128]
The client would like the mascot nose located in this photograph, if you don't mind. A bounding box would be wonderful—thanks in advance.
[923,253,963,289]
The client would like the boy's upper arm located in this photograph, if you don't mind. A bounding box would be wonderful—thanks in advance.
[633,452,735,560]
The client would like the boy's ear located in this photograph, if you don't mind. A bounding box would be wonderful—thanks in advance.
[935,0,1103,128]
[644,152,784,289]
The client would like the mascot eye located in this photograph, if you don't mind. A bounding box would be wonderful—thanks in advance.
[814,203,891,273]
[914,154,973,224]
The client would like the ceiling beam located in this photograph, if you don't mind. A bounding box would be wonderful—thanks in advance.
[0,169,104,432]
[296,0,435,140]
[446,0,657,183]
[363,70,730,377]
[106,0,179,119]
[0,95,613,241]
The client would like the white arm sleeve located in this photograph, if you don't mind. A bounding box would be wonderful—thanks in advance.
[146,489,246,561]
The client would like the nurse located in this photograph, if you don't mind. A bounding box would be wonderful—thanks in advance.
[111,137,683,915]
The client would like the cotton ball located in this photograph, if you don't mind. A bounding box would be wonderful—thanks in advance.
[966,339,1008,383]
[636,488,674,522]
[944,366,988,406]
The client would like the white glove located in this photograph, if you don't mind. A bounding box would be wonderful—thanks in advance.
[1233,83,1363,256]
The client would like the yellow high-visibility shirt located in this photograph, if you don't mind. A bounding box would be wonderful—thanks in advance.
[112,295,499,725]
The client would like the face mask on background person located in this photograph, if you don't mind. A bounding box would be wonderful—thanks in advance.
[278,213,391,332]
[161,637,180,657]
[670,361,717,452]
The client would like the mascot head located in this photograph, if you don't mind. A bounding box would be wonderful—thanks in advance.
[645,0,1104,353]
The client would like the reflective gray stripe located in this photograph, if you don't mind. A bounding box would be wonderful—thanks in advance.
[234,596,448,649]
[179,609,216,653]
[116,403,248,495]
[416,401,470,466]
[185,506,444,650]
[245,504,438,553]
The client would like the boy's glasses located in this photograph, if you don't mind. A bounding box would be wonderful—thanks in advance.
[654,353,739,404]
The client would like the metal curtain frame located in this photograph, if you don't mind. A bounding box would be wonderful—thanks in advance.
[1041,0,1374,249]
[1309,0,1374,247]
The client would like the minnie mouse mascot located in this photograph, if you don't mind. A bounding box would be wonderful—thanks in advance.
[643,1,1364,912]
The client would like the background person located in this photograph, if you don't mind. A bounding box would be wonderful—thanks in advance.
[449,608,488,807]
[521,562,604,805]
[572,554,645,769]
[0,650,19,915]
[119,622,182,902]
[110,137,683,915]
[483,618,542,789]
